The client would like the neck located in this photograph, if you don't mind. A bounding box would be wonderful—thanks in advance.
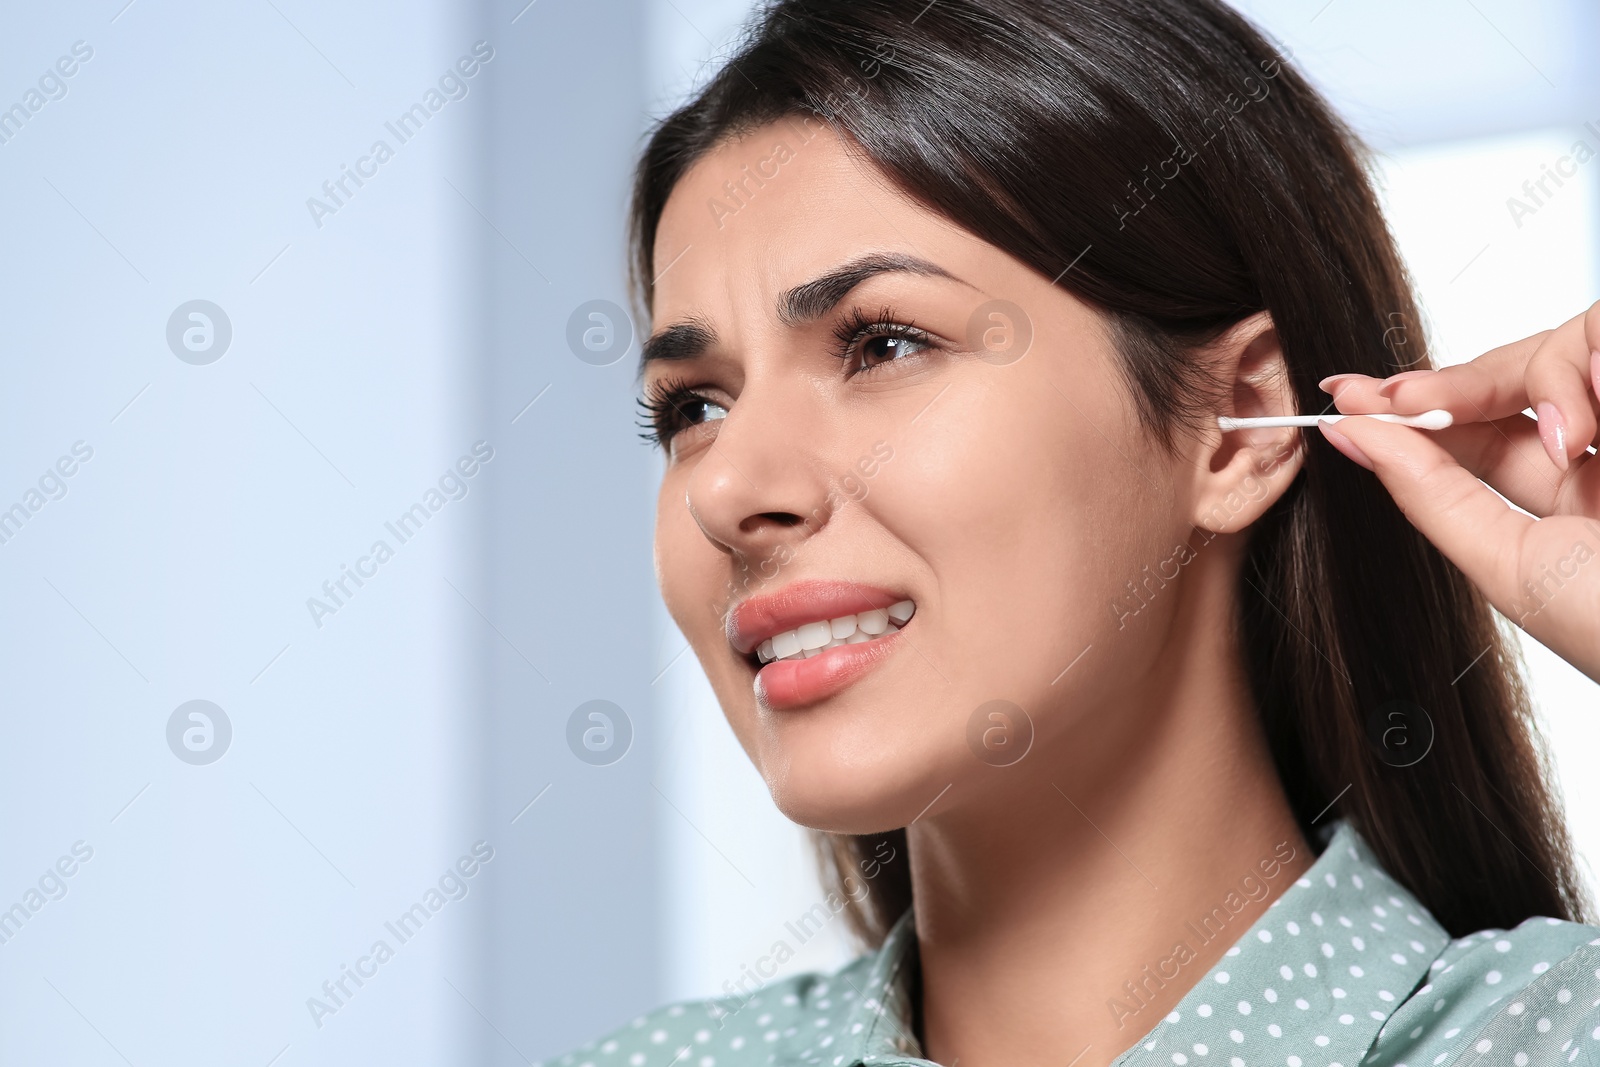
[907,560,1313,1067]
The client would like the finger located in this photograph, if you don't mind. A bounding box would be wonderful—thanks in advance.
[1318,308,1600,441]
[1322,415,1532,609]
[1322,374,1572,512]
[1377,331,1550,421]
[1431,414,1565,517]
[1523,302,1600,469]
[1319,373,1392,414]
[1564,451,1600,520]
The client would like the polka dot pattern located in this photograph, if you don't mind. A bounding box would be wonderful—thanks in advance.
[1370,918,1600,1066]
[539,822,1600,1067]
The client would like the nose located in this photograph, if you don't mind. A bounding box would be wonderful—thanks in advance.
[682,384,835,569]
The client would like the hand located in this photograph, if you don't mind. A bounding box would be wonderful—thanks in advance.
[1315,300,1600,683]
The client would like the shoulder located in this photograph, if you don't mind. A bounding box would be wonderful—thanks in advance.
[540,954,878,1067]
[1363,916,1600,1065]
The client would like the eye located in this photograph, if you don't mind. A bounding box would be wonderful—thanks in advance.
[672,395,730,428]
[636,378,728,451]
[853,332,931,371]
[833,308,936,377]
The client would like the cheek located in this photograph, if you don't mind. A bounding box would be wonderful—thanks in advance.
[653,472,766,745]
[654,473,723,643]
[875,373,1167,679]
[753,370,1178,830]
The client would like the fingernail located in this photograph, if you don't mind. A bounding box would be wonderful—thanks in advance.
[1318,421,1374,471]
[1536,401,1569,472]
[1376,369,1433,398]
[1319,373,1366,394]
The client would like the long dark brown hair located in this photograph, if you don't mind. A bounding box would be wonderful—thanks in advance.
[628,0,1587,943]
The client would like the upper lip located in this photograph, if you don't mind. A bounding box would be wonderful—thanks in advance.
[726,578,909,656]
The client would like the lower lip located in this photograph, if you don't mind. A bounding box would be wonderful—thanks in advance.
[753,629,905,710]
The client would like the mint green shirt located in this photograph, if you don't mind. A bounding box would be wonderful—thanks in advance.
[550,822,1600,1067]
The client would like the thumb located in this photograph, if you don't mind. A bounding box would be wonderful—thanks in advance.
[1319,415,1531,610]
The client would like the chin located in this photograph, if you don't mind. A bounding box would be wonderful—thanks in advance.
[766,784,918,837]
[754,714,964,835]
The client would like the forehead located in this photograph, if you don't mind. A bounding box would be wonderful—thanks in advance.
[649,122,979,321]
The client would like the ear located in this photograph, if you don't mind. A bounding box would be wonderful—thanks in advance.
[1186,312,1306,535]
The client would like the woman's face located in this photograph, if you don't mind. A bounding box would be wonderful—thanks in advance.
[645,121,1263,834]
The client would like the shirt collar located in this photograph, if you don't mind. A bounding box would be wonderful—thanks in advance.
[788,820,1449,1067]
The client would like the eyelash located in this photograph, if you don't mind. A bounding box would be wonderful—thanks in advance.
[635,306,937,451]
[829,306,935,376]
[636,375,719,449]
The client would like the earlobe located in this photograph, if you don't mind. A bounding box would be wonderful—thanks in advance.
[1188,314,1307,534]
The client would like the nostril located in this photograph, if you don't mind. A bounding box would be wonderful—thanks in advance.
[739,511,806,533]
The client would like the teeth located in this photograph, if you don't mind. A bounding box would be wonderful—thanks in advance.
[798,621,832,650]
[771,630,802,659]
[753,601,916,664]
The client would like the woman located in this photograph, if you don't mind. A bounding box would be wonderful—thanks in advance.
[559,1,1600,1064]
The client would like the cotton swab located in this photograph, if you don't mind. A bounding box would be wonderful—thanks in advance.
[1218,409,1453,432]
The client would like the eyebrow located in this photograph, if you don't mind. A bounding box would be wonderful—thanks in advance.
[776,251,958,326]
[638,252,961,374]
[638,318,716,372]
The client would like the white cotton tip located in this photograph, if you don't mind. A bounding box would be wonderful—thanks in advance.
[1408,408,1453,430]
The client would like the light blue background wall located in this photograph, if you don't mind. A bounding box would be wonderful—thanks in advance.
[0,1,655,1064]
